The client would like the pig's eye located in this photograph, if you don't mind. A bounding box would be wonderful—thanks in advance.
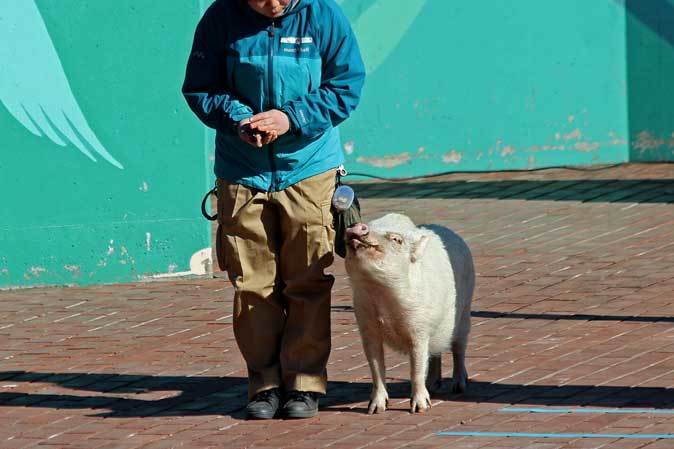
[387,234,403,244]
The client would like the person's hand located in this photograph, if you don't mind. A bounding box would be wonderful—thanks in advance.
[238,117,279,148]
[237,118,261,148]
[248,110,290,138]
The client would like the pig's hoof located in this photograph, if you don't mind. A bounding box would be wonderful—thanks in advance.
[410,390,431,413]
[368,392,388,414]
[449,377,467,394]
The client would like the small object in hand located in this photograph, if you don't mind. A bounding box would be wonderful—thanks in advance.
[332,184,355,211]
[239,123,256,137]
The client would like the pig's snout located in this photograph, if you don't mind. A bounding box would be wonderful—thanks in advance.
[346,223,369,241]
[346,223,373,251]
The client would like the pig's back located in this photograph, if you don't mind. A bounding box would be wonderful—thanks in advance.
[369,213,417,234]
[420,224,474,285]
[419,224,475,351]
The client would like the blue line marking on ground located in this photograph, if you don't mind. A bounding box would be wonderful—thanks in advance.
[436,431,674,439]
[500,407,674,415]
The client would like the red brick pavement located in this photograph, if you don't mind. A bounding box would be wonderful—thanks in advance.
[2,163,674,448]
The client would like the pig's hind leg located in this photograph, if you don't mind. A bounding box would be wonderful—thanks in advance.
[449,339,468,393]
[426,354,443,394]
[450,274,472,394]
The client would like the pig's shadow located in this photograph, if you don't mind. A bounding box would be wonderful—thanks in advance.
[1,371,673,418]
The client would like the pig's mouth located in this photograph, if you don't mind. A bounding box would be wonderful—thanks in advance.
[345,224,380,254]
[348,236,380,251]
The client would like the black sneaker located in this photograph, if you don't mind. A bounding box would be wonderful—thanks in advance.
[282,390,320,419]
[246,388,281,419]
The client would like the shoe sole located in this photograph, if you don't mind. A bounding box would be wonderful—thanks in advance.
[283,409,318,419]
[246,410,277,420]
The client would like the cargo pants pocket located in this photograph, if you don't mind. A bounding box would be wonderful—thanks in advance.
[215,179,243,274]
[305,199,336,270]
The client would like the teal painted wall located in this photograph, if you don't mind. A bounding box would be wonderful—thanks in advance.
[0,0,659,288]
[339,0,629,177]
[0,1,210,287]
[625,0,674,161]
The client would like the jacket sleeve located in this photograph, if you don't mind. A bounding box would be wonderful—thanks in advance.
[281,5,366,139]
[182,6,253,134]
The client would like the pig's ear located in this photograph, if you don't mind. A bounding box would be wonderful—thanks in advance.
[410,235,429,263]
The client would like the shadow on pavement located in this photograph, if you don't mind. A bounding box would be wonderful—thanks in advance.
[333,306,674,323]
[472,310,674,323]
[353,179,674,203]
[1,371,673,418]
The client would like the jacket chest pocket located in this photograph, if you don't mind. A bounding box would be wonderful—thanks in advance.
[226,56,266,110]
[276,57,313,103]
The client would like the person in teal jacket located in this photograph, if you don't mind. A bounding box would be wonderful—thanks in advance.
[182,0,365,419]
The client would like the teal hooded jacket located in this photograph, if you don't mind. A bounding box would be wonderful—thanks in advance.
[182,0,366,192]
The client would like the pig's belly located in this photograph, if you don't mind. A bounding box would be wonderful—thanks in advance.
[379,317,414,354]
[376,308,457,355]
[428,324,456,354]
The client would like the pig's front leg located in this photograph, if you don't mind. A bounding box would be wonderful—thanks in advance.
[409,340,432,413]
[361,326,388,414]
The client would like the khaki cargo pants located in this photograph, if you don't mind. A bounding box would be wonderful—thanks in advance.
[216,169,336,399]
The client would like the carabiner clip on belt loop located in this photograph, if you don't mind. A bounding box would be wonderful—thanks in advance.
[201,182,218,221]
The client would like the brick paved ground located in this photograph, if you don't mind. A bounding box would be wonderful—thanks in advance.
[2,162,674,448]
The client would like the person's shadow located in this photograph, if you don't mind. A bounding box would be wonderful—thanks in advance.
[1,370,673,418]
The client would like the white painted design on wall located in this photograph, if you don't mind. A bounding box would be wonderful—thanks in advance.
[0,1,124,169]
[336,0,428,74]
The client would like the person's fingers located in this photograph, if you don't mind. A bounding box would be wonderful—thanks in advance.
[249,118,278,130]
[240,121,281,147]
[249,112,271,124]
[239,128,264,148]
[238,118,253,133]
[252,122,277,133]
[259,128,279,145]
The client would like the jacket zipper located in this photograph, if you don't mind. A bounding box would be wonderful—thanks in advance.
[267,20,277,191]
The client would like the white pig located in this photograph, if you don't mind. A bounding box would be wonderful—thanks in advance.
[345,213,474,414]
